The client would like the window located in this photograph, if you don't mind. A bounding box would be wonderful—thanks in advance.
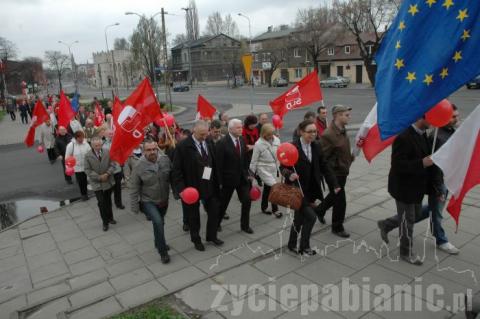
[344,46,351,54]
[293,48,300,58]
[254,54,259,62]
[184,53,188,62]
[295,68,303,78]
[327,48,335,56]
[305,51,309,63]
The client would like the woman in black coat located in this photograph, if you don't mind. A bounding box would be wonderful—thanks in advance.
[282,119,339,255]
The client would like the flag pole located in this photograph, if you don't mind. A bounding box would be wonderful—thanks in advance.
[431,127,439,155]
[163,118,176,148]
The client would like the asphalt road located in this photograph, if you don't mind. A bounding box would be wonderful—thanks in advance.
[1,84,478,203]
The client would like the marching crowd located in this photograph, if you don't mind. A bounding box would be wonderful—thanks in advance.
[25,93,461,266]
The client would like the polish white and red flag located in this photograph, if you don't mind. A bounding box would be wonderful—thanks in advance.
[353,103,396,162]
[432,104,480,227]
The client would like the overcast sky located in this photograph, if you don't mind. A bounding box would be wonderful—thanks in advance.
[1,0,326,64]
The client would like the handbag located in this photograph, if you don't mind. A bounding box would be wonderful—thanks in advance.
[268,181,303,211]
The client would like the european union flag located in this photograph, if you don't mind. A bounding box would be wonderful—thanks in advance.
[71,93,80,112]
[375,0,480,139]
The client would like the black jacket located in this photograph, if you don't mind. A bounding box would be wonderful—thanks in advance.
[54,134,72,157]
[172,135,219,200]
[388,126,442,204]
[282,139,338,203]
[215,135,249,187]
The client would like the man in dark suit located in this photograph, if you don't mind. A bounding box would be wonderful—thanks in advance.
[216,119,253,234]
[377,117,441,265]
[172,120,224,251]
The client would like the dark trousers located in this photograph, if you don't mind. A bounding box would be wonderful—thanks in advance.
[20,113,28,124]
[261,184,278,213]
[318,175,347,232]
[94,188,113,225]
[9,111,16,121]
[288,201,316,251]
[142,202,168,256]
[61,158,72,181]
[219,183,251,229]
[113,172,123,207]
[184,196,220,243]
[75,172,88,196]
[47,148,56,162]
[181,202,189,226]
[382,201,422,257]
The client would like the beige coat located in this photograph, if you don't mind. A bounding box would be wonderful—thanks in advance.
[38,123,55,149]
[84,150,115,191]
[249,136,281,186]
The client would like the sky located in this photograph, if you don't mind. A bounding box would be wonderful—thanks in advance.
[1,0,326,64]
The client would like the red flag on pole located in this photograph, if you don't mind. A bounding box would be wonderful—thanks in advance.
[197,95,217,119]
[24,100,50,147]
[57,90,75,128]
[112,96,124,124]
[94,102,105,127]
[269,72,323,118]
[109,78,162,164]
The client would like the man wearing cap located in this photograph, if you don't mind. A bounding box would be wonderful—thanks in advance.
[317,105,354,238]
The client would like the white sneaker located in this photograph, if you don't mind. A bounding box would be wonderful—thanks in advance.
[438,242,460,255]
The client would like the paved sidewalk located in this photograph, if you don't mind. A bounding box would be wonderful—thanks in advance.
[0,114,33,146]
[1,150,479,319]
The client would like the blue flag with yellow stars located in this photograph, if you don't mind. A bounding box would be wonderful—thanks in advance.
[375,0,480,140]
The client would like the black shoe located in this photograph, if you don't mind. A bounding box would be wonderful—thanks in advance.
[109,219,117,225]
[183,224,189,232]
[145,214,151,221]
[103,224,109,231]
[223,214,230,220]
[194,242,205,251]
[217,225,222,232]
[66,180,73,185]
[377,220,389,244]
[116,204,125,209]
[332,230,350,238]
[81,195,89,201]
[166,244,170,251]
[207,238,224,246]
[261,210,272,215]
[288,245,299,254]
[400,254,423,266]
[242,227,254,234]
[161,254,171,264]
[315,206,326,224]
[300,248,317,256]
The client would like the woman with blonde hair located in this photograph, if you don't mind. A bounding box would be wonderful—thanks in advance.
[249,123,282,218]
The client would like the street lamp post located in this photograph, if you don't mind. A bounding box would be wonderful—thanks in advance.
[238,13,254,113]
[58,40,79,93]
[104,23,120,98]
[181,7,193,87]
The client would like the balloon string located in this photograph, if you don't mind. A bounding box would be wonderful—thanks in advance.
[431,127,438,155]
[292,166,304,197]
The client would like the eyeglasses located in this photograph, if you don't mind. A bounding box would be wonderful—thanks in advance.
[304,130,317,134]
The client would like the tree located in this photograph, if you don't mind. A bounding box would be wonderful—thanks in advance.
[0,37,19,99]
[172,34,187,46]
[204,12,240,38]
[129,17,164,84]
[185,0,200,41]
[333,0,398,85]
[292,6,342,73]
[114,38,130,50]
[45,51,70,92]
[260,39,288,87]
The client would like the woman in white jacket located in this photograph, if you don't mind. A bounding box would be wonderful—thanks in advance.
[65,130,92,200]
[249,123,282,218]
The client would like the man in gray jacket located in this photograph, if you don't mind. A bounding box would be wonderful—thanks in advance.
[130,139,172,264]
[85,137,117,231]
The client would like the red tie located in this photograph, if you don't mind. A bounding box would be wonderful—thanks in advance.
[235,139,240,155]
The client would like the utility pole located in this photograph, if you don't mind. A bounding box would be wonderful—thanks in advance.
[181,7,193,87]
[98,64,105,99]
[104,23,120,98]
[161,8,172,111]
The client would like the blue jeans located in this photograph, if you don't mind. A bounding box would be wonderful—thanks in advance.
[142,202,168,256]
[420,185,449,246]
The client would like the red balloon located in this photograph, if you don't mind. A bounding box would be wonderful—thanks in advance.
[65,166,75,176]
[272,114,282,129]
[165,114,175,127]
[37,145,44,153]
[154,114,165,127]
[65,156,76,168]
[425,99,454,128]
[250,186,261,201]
[276,142,299,166]
[181,187,199,205]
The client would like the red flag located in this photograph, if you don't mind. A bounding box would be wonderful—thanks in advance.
[109,78,161,164]
[269,72,323,118]
[353,104,396,163]
[94,102,105,127]
[432,104,480,227]
[24,100,50,147]
[197,95,217,119]
[112,96,124,124]
[57,90,75,128]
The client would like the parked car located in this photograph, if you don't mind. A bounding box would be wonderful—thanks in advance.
[338,76,351,85]
[320,76,349,88]
[173,83,190,92]
[466,75,480,89]
[272,78,288,87]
